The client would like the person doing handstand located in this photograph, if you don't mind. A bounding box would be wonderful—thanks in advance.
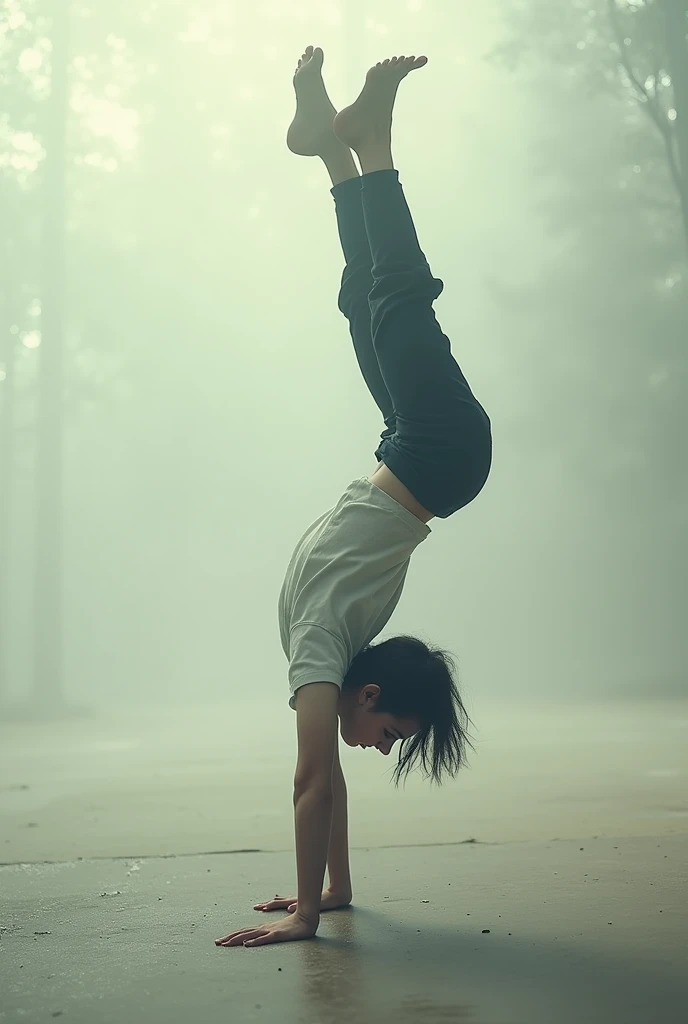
[216,45,492,949]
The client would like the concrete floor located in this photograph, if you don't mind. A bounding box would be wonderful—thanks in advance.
[1,698,687,1023]
[1,837,686,1024]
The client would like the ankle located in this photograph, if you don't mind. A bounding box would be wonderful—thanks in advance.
[320,142,360,187]
[357,144,394,176]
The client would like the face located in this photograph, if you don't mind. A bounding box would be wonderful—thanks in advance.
[338,684,420,756]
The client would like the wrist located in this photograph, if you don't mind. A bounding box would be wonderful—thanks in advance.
[296,908,320,928]
[326,882,353,900]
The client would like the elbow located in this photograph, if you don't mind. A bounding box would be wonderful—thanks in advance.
[293,775,334,804]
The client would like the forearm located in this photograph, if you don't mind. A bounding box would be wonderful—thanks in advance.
[327,757,352,895]
[293,785,334,925]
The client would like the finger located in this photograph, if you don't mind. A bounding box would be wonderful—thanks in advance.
[215,933,247,945]
[215,926,264,944]
[253,892,294,909]
[244,931,275,947]
[252,895,285,908]
[254,899,290,911]
[287,904,297,913]
[218,928,267,947]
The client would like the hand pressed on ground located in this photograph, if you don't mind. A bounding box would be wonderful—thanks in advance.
[253,888,353,914]
[215,913,318,948]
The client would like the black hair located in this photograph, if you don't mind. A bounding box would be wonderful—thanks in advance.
[341,634,475,787]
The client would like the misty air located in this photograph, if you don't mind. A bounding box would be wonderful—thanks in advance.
[1,2,686,1022]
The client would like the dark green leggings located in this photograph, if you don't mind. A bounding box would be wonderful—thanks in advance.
[331,168,492,519]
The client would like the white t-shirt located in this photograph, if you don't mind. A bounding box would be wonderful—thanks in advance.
[278,476,432,710]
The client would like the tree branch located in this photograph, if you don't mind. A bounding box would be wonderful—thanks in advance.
[606,0,682,197]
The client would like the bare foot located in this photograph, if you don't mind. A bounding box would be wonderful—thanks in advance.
[333,55,428,153]
[287,45,339,157]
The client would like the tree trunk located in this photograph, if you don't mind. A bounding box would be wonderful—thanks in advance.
[33,0,70,709]
[0,210,18,707]
[661,0,688,256]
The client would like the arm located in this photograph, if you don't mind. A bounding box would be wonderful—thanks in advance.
[292,786,334,927]
[292,682,340,928]
[326,741,353,899]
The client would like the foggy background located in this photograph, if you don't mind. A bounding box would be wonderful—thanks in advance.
[1,0,687,722]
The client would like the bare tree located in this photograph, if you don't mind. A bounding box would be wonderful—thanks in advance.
[32,0,70,710]
[661,0,688,244]
[0,199,19,708]
[607,0,688,253]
